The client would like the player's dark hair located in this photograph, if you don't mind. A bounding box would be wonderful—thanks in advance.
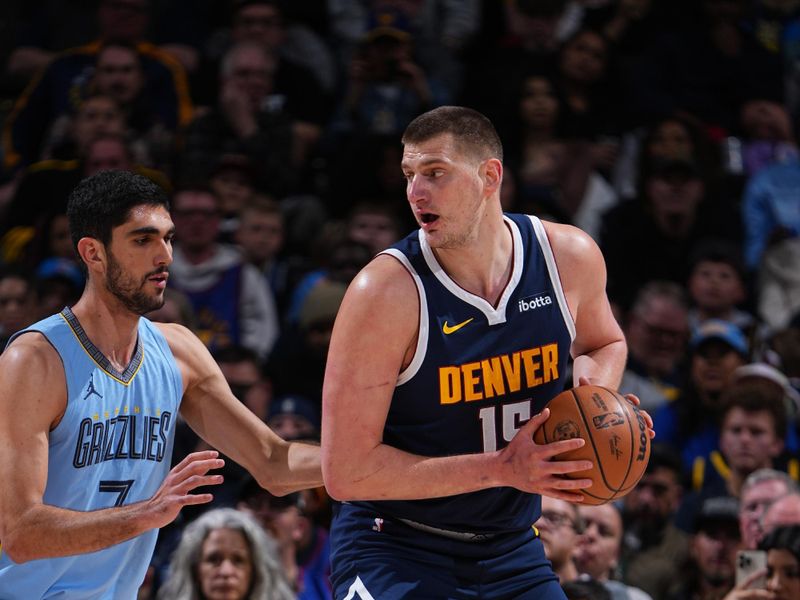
[402,106,503,163]
[67,170,169,251]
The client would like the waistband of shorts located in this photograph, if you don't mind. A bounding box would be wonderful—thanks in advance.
[396,518,514,542]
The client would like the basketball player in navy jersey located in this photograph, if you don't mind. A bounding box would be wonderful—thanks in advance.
[321,106,654,599]
[0,171,321,599]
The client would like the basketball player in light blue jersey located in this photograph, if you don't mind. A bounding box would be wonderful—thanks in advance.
[0,171,321,599]
[322,106,655,599]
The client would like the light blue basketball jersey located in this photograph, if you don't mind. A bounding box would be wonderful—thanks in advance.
[0,307,183,599]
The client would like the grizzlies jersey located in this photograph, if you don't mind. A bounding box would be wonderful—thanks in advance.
[0,307,183,599]
[352,214,575,534]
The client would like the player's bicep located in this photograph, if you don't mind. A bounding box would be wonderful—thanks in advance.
[0,339,65,535]
[323,261,417,452]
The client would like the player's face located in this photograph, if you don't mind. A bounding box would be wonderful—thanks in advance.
[402,133,490,250]
[105,204,173,315]
[739,479,790,549]
[197,528,254,600]
[719,408,782,473]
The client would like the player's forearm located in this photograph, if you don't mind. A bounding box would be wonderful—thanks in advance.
[2,501,155,563]
[251,440,322,496]
[323,443,502,501]
[571,339,627,389]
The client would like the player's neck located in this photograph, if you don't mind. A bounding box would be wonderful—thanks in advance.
[433,214,513,306]
[70,291,141,369]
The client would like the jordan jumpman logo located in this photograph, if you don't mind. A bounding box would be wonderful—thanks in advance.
[84,373,103,400]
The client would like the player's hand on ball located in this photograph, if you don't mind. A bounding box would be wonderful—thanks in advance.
[578,376,655,439]
[500,408,593,502]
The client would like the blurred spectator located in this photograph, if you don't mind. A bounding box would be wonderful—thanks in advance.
[345,202,403,255]
[761,492,800,536]
[537,495,583,583]
[330,0,479,99]
[216,344,272,423]
[235,197,297,316]
[756,236,800,332]
[1,132,168,241]
[620,444,689,600]
[179,41,299,197]
[267,395,320,443]
[169,186,279,359]
[629,0,783,133]
[758,524,800,600]
[33,258,84,317]
[554,26,620,144]
[156,507,295,600]
[666,496,741,600]
[738,468,798,550]
[574,503,653,600]
[685,240,765,354]
[0,267,38,350]
[562,578,613,600]
[145,287,197,331]
[268,280,348,404]
[3,1,192,175]
[654,319,749,467]
[210,154,257,241]
[331,10,447,139]
[237,476,332,599]
[673,370,793,532]
[601,156,741,311]
[737,98,798,177]
[619,281,689,413]
[501,69,617,234]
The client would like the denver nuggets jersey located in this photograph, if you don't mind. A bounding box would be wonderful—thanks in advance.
[0,307,183,599]
[352,214,575,534]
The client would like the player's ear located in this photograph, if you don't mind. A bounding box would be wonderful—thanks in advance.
[77,237,106,273]
[481,158,502,195]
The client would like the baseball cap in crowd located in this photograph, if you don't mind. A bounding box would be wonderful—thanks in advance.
[364,9,412,43]
[35,257,85,290]
[298,280,347,332]
[267,394,320,441]
[690,319,749,358]
[733,362,800,415]
[693,495,740,537]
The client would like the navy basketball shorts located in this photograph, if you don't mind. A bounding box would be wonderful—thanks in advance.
[329,503,566,600]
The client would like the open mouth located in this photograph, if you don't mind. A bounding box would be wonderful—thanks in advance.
[420,213,439,225]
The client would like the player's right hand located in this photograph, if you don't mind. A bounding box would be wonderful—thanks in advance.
[500,409,593,502]
[144,450,224,529]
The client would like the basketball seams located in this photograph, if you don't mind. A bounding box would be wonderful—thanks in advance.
[570,388,615,502]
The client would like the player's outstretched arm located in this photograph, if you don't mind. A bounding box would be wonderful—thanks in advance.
[321,256,593,502]
[160,323,322,496]
[0,336,223,564]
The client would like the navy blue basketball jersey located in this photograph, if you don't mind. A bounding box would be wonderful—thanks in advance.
[0,307,183,599]
[351,214,575,534]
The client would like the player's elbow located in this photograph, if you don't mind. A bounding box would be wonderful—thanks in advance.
[321,452,358,501]
[1,531,36,564]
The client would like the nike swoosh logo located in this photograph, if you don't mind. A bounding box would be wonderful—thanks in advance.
[442,317,474,335]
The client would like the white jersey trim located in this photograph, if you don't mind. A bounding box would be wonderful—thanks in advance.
[342,576,377,600]
[528,215,577,341]
[417,215,524,326]
[380,248,428,385]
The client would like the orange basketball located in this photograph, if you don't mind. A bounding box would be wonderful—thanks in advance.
[533,385,650,505]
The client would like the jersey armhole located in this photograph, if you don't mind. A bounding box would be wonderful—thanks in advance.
[379,249,428,385]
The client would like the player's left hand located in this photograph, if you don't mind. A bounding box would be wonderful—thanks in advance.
[577,376,655,439]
